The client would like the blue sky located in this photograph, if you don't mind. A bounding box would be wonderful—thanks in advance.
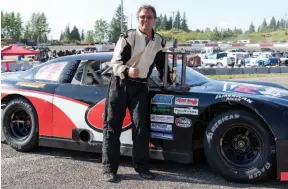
[2,0,288,40]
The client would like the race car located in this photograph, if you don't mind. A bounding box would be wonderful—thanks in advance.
[1,51,288,184]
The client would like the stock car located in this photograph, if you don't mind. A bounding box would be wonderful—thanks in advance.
[1,52,288,183]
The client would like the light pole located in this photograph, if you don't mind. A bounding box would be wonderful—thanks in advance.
[171,11,176,30]
[121,0,123,33]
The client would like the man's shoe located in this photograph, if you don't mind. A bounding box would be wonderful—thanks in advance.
[102,173,117,182]
[138,170,155,180]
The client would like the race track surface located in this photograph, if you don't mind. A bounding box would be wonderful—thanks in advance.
[2,76,288,189]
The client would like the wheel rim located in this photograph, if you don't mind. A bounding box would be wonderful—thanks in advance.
[220,125,263,168]
[8,108,32,140]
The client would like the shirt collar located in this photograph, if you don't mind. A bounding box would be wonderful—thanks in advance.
[136,27,155,41]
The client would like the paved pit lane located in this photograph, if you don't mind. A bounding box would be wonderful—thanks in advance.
[1,76,288,189]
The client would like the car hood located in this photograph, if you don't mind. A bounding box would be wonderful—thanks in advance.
[192,79,288,103]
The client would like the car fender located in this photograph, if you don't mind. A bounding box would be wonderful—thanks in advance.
[207,96,286,140]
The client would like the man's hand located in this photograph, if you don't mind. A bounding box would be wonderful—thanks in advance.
[128,62,139,78]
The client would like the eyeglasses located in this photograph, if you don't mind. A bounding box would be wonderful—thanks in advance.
[138,15,154,20]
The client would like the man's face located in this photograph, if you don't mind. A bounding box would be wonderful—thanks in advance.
[138,9,156,33]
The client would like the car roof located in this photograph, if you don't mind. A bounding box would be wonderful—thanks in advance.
[48,52,114,63]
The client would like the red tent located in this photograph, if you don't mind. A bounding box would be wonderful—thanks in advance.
[1,45,40,56]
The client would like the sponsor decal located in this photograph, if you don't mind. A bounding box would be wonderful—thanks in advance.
[215,94,253,103]
[151,106,171,113]
[175,117,192,128]
[151,94,174,105]
[259,87,288,97]
[151,123,172,133]
[15,82,46,88]
[86,99,132,132]
[150,132,174,140]
[206,114,240,140]
[223,82,288,97]
[150,114,174,124]
[175,97,199,106]
[174,107,199,115]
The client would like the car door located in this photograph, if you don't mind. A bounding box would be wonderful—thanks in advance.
[147,74,200,157]
[52,59,132,144]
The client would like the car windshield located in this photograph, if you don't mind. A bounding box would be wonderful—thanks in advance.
[150,60,210,86]
[173,62,210,86]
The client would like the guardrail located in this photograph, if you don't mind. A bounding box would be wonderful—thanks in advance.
[2,62,288,76]
[192,66,288,75]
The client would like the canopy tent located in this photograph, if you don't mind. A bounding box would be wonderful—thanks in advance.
[1,45,40,56]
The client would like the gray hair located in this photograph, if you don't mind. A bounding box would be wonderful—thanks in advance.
[136,5,157,18]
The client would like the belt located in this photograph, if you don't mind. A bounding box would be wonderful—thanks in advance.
[126,77,148,83]
[112,74,148,83]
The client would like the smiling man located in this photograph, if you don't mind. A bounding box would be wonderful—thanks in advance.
[101,4,172,182]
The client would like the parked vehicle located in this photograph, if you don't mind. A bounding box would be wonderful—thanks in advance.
[202,52,233,67]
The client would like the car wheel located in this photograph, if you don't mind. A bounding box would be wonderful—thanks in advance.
[1,97,39,152]
[204,110,276,183]
[216,62,223,67]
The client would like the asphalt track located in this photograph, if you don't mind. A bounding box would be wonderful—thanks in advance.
[1,76,288,189]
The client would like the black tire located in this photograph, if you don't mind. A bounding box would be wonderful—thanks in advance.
[1,97,39,151]
[204,110,276,183]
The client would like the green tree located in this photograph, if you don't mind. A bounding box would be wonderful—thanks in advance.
[248,22,255,33]
[1,11,23,41]
[81,29,85,41]
[59,31,64,40]
[63,24,71,41]
[94,19,109,42]
[166,16,172,30]
[180,12,189,32]
[155,13,163,30]
[109,4,128,42]
[24,12,50,42]
[260,18,268,32]
[85,30,95,43]
[276,20,280,30]
[163,14,168,30]
[70,25,81,41]
[173,11,181,30]
[1,11,6,37]
[269,17,277,31]
[280,19,286,29]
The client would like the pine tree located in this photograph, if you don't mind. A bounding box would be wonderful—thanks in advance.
[180,12,189,32]
[173,11,181,30]
[159,14,167,30]
[109,4,128,42]
[70,25,81,41]
[166,16,173,30]
[261,19,268,32]
[276,21,280,30]
[248,22,255,33]
[269,17,277,31]
[81,29,85,41]
[155,13,163,30]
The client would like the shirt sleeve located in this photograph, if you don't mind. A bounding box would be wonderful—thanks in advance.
[109,37,130,79]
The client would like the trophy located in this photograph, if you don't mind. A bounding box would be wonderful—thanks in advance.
[172,67,177,86]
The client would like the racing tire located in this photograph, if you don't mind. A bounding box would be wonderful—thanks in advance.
[204,110,276,183]
[1,97,39,152]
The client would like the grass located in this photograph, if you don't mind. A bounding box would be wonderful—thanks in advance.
[207,73,288,79]
[158,30,288,43]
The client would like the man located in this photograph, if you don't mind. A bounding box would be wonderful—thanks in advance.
[102,4,171,182]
